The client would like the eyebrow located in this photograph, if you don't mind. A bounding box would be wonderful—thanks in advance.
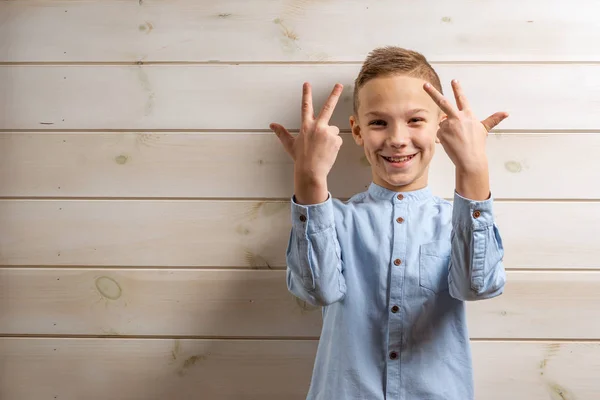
[408,108,430,114]
[364,108,430,117]
[364,111,385,117]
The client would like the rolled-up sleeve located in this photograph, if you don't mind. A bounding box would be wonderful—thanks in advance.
[285,193,346,306]
[448,191,506,301]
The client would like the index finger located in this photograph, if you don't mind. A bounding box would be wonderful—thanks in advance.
[423,82,459,119]
[316,83,344,124]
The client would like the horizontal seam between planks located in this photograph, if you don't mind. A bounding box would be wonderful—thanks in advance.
[0,266,599,272]
[0,265,287,271]
[2,130,600,134]
[1,335,599,343]
[3,61,600,66]
[470,338,600,343]
[0,334,320,340]
[0,197,599,203]
[2,129,600,134]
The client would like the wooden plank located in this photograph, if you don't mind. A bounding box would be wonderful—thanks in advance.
[471,341,600,400]
[0,269,322,337]
[1,269,599,339]
[466,272,600,339]
[0,199,292,268]
[0,338,598,400]
[0,200,597,268]
[0,338,317,400]
[1,132,599,200]
[1,64,600,131]
[2,0,600,62]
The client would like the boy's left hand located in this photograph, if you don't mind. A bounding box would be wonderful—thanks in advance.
[423,80,508,174]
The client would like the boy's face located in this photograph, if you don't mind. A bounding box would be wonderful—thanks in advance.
[350,74,443,193]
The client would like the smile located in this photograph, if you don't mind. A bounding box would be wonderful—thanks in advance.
[381,154,416,163]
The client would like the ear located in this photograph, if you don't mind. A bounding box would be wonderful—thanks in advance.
[438,111,448,124]
[349,115,364,146]
[435,111,445,144]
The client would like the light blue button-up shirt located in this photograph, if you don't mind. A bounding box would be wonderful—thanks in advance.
[286,182,506,400]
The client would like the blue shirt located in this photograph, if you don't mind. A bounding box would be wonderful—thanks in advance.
[286,182,506,400]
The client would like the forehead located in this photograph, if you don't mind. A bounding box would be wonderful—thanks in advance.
[357,74,439,115]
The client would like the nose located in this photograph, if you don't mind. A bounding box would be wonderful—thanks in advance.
[388,123,410,148]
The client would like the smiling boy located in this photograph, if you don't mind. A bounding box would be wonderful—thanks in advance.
[270,47,508,400]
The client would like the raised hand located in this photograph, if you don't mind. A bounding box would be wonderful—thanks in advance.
[423,80,508,173]
[270,82,344,204]
[423,80,509,200]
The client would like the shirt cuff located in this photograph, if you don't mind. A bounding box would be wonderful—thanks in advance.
[290,193,335,235]
[452,190,495,231]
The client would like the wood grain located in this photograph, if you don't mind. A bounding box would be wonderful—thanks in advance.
[1,132,598,200]
[2,64,600,131]
[0,338,316,400]
[2,1,598,399]
[0,269,322,338]
[472,341,600,400]
[0,199,597,268]
[2,0,600,62]
[0,338,598,400]
[2,269,600,339]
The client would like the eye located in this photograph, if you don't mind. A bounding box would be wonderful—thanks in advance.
[368,119,387,126]
[408,117,425,124]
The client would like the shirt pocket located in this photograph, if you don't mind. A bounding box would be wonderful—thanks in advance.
[419,240,451,294]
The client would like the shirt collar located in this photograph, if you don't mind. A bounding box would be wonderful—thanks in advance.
[367,182,433,203]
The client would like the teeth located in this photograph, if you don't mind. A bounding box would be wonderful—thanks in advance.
[384,155,413,162]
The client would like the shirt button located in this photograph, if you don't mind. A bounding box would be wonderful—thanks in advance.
[397,194,404,200]
[473,210,481,218]
[389,351,398,360]
[394,259,402,266]
[391,305,399,313]
[396,217,404,224]
[299,215,307,222]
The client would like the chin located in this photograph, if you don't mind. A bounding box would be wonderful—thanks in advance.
[381,174,418,189]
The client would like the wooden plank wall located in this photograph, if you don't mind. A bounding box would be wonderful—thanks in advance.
[1,1,599,399]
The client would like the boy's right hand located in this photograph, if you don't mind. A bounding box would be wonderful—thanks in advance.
[270,82,344,205]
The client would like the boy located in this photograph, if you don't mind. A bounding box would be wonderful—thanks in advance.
[269,47,508,400]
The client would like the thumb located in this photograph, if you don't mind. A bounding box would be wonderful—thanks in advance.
[270,123,295,154]
[481,112,509,132]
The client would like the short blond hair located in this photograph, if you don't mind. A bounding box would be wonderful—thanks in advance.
[353,46,443,115]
